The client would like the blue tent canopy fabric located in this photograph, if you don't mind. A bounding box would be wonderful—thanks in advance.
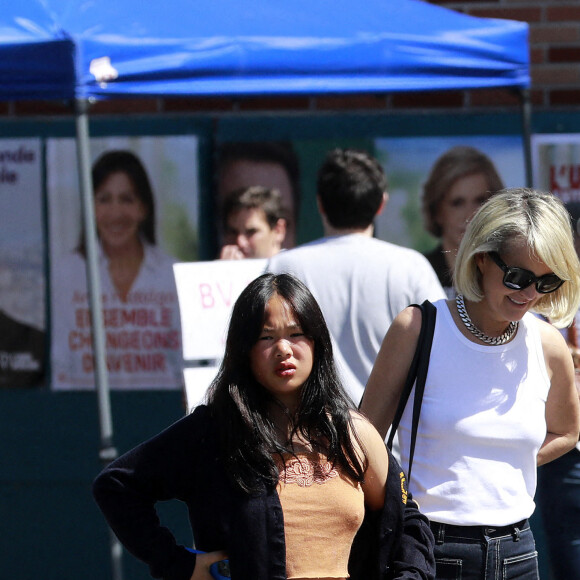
[1,0,530,100]
[0,2,75,100]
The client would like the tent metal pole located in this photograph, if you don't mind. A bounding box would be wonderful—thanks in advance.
[520,88,533,188]
[74,97,124,580]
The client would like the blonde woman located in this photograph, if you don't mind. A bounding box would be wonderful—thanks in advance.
[362,189,580,580]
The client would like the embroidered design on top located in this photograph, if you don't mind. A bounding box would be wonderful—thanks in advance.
[280,457,339,487]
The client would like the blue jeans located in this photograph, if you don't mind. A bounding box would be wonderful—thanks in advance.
[536,447,580,580]
[430,520,539,580]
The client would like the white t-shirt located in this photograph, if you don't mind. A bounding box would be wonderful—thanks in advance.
[399,300,550,526]
[51,242,183,390]
[268,234,446,404]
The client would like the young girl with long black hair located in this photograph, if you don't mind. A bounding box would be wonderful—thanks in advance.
[93,273,434,580]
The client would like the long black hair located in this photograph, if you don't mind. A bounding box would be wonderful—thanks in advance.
[206,273,366,493]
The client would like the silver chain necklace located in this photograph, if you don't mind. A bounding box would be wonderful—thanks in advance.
[455,294,518,345]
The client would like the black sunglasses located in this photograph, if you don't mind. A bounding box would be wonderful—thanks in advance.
[487,252,565,294]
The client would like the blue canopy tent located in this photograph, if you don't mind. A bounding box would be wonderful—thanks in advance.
[1,2,530,576]
[3,0,529,98]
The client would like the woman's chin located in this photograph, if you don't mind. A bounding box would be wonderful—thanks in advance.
[101,235,142,256]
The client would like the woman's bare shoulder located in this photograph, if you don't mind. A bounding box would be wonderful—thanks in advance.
[389,304,425,338]
[537,316,571,358]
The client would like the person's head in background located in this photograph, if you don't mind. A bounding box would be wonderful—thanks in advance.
[216,142,300,248]
[316,148,388,235]
[220,186,287,260]
[80,150,156,257]
[422,146,504,260]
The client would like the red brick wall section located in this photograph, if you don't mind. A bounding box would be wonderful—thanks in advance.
[430,1,580,109]
[1,1,577,117]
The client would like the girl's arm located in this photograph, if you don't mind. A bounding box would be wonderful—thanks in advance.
[351,412,389,511]
[349,417,436,580]
[359,306,423,439]
[92,409,214,580]
[539,320,580,465]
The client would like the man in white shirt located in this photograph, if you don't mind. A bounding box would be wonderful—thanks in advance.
[268,148,445,404]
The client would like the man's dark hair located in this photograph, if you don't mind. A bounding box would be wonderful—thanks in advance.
[317,148,386,229]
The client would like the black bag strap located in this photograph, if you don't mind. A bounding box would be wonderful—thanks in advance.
[386,299,437,484]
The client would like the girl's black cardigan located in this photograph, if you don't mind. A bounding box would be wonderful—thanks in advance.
[93,405,435,580]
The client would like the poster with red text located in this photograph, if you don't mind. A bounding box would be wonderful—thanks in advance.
[48,135,199,390]
[532,134,580,203]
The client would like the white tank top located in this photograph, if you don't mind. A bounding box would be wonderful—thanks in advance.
[398,300,550,526]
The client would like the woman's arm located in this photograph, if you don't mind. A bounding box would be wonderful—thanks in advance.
[360,306,423,439]
[538,321,580,465]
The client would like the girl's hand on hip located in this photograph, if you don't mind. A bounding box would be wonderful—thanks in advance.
[190,550,229,580]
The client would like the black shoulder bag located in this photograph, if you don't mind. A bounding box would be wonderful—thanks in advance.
[386,299,437,484]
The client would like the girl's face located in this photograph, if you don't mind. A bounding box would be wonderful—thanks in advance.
[94,171,147,253]
[250,293,314,410]
[436,172,491,251]
[476,241,553,324]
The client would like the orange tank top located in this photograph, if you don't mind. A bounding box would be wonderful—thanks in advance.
[275,451,365,579]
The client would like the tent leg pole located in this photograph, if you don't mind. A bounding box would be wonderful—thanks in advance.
[74,98,124,580]
[520,88,533,188]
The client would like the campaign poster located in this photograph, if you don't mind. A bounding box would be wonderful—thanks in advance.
[47,135,199,390]
[532,134,580,202]
[373,135,526,253]
[0,139,45,388]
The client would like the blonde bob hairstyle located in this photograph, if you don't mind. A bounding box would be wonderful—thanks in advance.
[454,188,580,328]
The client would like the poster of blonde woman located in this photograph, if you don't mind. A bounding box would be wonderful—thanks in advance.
[373,135,526,252]
[48,135,199,390]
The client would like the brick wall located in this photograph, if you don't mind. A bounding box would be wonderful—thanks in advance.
[430,0,580,109]
[1,0,577,118]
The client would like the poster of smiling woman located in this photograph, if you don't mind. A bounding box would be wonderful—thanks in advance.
[47,136,199,390]
[373,135,526,252]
